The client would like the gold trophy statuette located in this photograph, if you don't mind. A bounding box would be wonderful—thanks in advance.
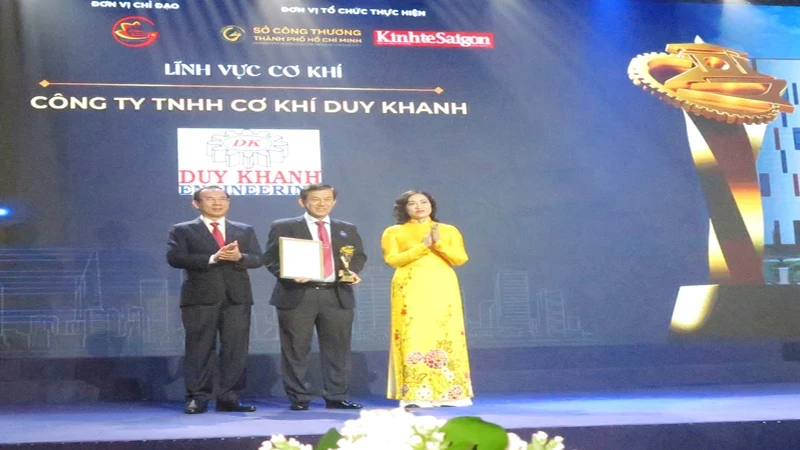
[339,245,356,283]
[628,38,796,336]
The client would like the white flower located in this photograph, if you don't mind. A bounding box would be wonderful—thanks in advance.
[505,433,528,450]
[330,407,448,450]
[259,434,312,450]
[533,431,549,441]
[425,441,444,450]
[287,438,311,450]
[260,408,563,450]
[526,431,565,450]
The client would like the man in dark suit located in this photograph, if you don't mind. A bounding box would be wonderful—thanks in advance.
[167,186,262,414]
[263,184,367,411]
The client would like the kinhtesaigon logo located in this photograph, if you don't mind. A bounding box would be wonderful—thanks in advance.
[112,16,159,48]
[373,30,494,49]
[221,25,246,43]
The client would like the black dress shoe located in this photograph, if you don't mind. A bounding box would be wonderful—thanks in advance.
[184,399,208,414]
[216,402,257,412]
[325,400,362,410]
[290,401,310,411]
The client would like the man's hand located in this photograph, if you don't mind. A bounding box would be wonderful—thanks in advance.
[216,241,242,261]
[338,270,362,285]
[294,277,311,283]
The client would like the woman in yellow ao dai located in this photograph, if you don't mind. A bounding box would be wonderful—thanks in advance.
[381,190,473,408]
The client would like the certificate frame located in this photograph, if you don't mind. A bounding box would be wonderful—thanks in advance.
[279,237,324,280]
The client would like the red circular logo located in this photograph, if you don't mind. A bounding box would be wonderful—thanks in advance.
[112,16,159,48]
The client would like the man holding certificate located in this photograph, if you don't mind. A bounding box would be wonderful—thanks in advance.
[263,184,367,411]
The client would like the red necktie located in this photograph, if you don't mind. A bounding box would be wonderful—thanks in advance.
[316,221,334,278]
[210,222,225,248]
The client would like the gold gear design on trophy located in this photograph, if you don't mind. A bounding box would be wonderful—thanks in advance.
[628,43,793,125]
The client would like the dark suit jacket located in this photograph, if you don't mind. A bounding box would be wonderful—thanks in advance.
[263,216,367,309]
[167,218,263,307]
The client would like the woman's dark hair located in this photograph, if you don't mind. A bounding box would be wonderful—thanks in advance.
[393,190,438,224]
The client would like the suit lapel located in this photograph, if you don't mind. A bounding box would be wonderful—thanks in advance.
[295,216,313,240]
[329,220,340,247]
[191,218,219,249]
[329,221,339,265]
[331,219,351,255]
[225,220,240,245]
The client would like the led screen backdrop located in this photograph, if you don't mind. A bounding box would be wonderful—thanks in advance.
[2,0,800,357]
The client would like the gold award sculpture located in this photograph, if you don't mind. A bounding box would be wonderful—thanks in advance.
[628,38,795,334]
[339,245,357,283]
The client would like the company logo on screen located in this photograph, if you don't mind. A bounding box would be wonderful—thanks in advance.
[112,16,159,48]
[373,30,494,49]
[252,26,363,46]
[221,25,246,43]
[177,128,322,196]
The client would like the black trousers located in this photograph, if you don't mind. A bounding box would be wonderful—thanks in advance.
[181,300,251,404]
[276,287,354,403]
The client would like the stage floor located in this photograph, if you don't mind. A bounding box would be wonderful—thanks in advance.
[3,382,800,446]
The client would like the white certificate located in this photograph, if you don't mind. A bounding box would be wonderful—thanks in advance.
[279,237,324,280]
